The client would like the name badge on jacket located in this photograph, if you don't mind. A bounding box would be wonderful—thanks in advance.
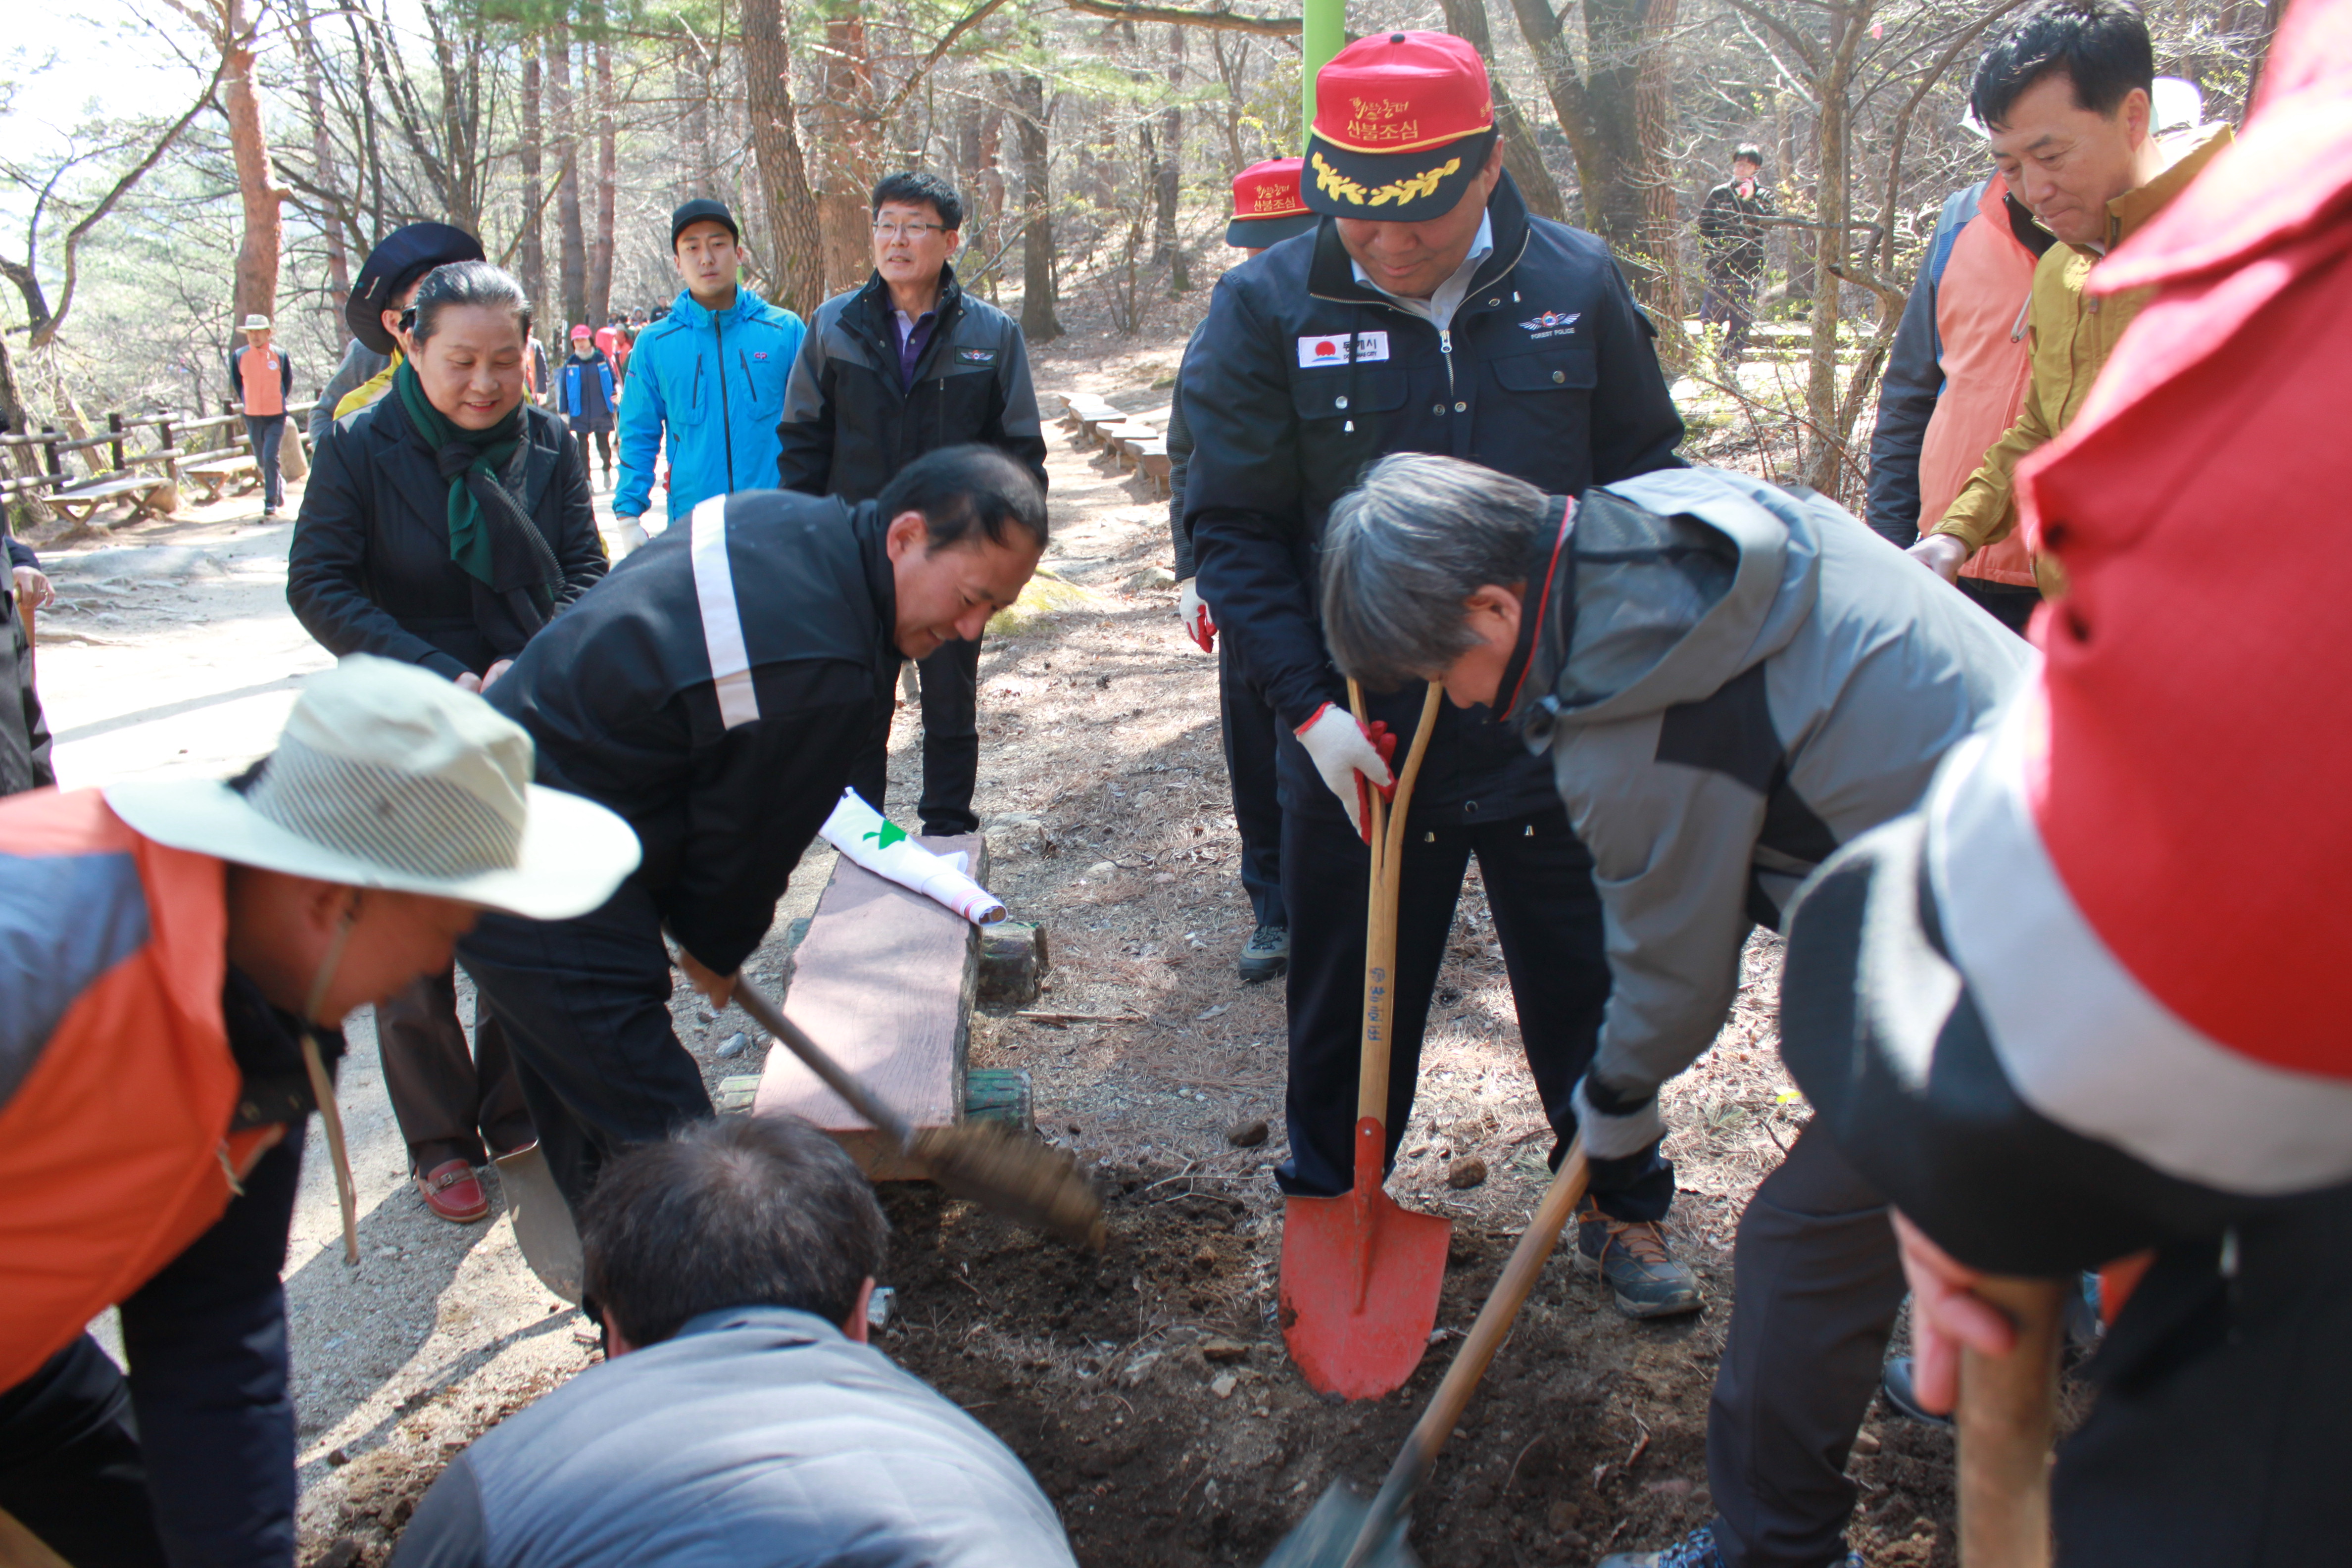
[1296,331,1390,369]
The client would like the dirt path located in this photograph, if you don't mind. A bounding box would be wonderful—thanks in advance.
[26,326,1954,1566]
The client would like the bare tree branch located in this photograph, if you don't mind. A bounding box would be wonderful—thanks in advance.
[1060,0,1301,37]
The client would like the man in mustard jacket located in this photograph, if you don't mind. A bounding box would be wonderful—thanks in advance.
[1908,0,2229,600]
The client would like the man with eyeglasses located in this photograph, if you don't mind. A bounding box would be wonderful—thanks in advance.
[778,172,1046,839]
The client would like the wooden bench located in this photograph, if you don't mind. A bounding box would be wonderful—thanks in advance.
[181,456,258,504]
[1135,439,1172,496]
[1062,394,1121,432]
[753,832,1019,1178]
[48,473,175,525]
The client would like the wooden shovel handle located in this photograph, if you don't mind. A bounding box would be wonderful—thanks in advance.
[1343,1142,1594,1568]
[1351,681,1442,1125]
[1958,1274,2068,1568]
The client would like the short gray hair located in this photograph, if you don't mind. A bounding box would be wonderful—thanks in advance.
[405,260,534,346]
[1319,453,1554,687]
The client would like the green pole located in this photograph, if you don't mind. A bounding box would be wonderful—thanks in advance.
[1301,0,1345,152]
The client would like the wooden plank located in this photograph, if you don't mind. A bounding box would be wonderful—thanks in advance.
[752,832,988,1179]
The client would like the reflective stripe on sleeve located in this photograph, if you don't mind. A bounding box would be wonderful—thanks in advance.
[689,495,760,729]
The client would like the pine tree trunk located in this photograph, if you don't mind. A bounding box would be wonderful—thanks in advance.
[682,63,717,198]
[296,0,350,325]
[1441,0,1568,224]
[522,48,546,333]
[1154,25,1186,288]
[222,0,283,325]
[1633,0,1687,348]
[741,0,826,315]
[1012,73,1062,343]
[590,40,616,326]
[551,30,587,332]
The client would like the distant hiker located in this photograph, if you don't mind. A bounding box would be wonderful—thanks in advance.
[230,313,294,519]
[558,324,619,488]
[288,262,607,1226]
[2,535,53,795]
[1697,146,1773,364]
[612,199,806,554]
[0,657,635,1568]
[311,222,488,447]
[388,1115,1077,1568]
[777,171,1046,840]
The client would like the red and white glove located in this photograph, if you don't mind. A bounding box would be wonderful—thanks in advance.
[1295,702,1398,843]
[1178,578,1216,652]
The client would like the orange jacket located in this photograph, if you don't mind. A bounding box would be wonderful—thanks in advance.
[0,788,268,1391]
[1917,177,2041,589]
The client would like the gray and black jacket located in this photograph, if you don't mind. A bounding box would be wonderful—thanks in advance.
[1494,467,2031,1152]
[390,1306,1076,1568]
[775,265,1048,504]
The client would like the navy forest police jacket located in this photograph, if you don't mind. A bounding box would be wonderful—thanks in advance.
[1181,171,1684,824]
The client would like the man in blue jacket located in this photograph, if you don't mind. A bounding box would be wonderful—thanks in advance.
[612,200,806,550]
[1183,31,1697,1317]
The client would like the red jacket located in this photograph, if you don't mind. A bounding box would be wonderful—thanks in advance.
[0,789,268,1390]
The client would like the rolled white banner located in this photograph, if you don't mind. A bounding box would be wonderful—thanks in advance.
[818,788,1008,925]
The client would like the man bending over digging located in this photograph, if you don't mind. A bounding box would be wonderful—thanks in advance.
[1317,454,2026,1568]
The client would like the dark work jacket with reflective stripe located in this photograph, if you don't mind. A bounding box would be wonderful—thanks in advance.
[485,491,897,973]
[1182,172,1685,824]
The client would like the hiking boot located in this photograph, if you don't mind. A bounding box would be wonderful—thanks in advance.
[1238,923,1290,983]
[1599,1526,1862,1568]
[1577,1197,1701,1318]
[1880,1355,1953,1428]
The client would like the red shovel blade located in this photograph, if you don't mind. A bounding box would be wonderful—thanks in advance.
[1279,1118,1452,1400]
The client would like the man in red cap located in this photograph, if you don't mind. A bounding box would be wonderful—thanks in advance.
[1181,33,1697,1316]
[1781,0,2352,1557]
[1168,157,1319,984]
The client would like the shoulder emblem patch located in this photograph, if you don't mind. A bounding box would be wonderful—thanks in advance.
[957,347,999,364]
[1519,311,1581,340]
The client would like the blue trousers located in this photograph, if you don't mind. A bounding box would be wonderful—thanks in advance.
[244,415,285,511]
[0,1129,305,1567]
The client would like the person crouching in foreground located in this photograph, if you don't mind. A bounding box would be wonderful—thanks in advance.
[390,1115,1077,1568]
[1318,454,2027,1568]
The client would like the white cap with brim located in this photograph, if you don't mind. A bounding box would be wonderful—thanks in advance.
[240,314,272,331]
[106,654,639,922]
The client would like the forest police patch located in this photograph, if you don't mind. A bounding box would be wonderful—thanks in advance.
[957,347,998,364]
[1518,310,1581,341]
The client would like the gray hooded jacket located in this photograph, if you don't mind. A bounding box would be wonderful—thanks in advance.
[390,1306,1076,1568]
[1497,467,2031,1155]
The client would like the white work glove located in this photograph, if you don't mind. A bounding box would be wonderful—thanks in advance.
[1294,701,1397,844]
[1178,578,1215,652]
[606,514,649,559]
[1570,1073,1666,1161]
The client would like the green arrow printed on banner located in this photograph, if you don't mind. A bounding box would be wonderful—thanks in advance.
[864,821,909,850]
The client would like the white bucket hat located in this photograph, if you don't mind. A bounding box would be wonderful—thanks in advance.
[240,313,272,331]
[106,654,638,920]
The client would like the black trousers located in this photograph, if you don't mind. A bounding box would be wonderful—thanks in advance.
[851,636,982,835]
[1,594,52,796]
[244,414,285,511]
[1958,575,2042,638]
[1706,1124,1908,1568]
[1702,271,1761,361]
[574,429,612,470]
[459,880,713,1209]
[1274,802,1672,1221]
[373,966,534,1171]
[0,1131,305,1568]
[1219,637,1286,930]
[2050,1183,2352,1565]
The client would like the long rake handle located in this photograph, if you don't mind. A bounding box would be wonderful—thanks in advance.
[734,976,918,1153]
[1342,1141,1594,1568]
[1958,1275,2067,1568]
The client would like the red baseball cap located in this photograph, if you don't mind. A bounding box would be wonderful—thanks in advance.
[1225,158,1318,248]
[1304,31,1497,222]
[570,324,592,340]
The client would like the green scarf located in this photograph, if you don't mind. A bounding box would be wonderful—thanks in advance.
[394,359,526,588]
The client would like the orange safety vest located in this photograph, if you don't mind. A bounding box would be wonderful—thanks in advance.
[0,789,267,1391]
[1917,178,2039,589]
[238,343,288,419]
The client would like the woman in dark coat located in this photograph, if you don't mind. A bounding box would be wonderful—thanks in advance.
[556,323,618,489]
[289,260,607,1224]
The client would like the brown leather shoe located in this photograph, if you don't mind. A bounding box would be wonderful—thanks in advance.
[416,1158,491,1223]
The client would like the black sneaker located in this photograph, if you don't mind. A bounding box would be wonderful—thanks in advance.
[1576,1197,1701,1318]
[1238,923,1290,982]
[1880,1355,1954,1428]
